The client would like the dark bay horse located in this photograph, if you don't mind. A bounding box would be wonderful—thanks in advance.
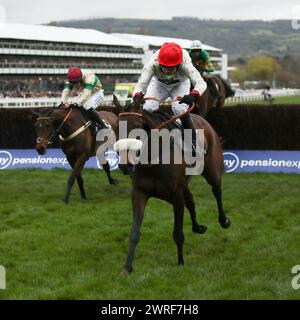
[113,95,231,273]
[33,104,119,203]
[193,75,227,118]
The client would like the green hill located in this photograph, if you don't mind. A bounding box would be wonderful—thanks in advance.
[51,17,300,56]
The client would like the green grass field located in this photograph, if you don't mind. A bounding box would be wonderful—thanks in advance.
[0,169,300,300]
[226,94,300,106]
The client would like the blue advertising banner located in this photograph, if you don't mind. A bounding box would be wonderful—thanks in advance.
[0,149,119,171]
[223,150,300,173]
[0,149,300,173]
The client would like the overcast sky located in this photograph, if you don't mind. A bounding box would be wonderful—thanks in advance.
[0,0,299,24]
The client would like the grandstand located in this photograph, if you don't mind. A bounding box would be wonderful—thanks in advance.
[0,23,229,103]
[0,23,144,97]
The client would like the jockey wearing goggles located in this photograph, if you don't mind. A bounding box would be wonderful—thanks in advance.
[133,42,207,156]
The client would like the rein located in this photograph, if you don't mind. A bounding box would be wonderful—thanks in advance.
[143,97,180,103]
[48,108,73,144]
[155,102,195,130]
[118,97,195,130]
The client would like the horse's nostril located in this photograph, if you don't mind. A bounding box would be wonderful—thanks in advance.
[36,146,46,155]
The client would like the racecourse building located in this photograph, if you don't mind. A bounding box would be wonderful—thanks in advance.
[0,23,144,97]
[0,23,227,99]
[111,33,228,79]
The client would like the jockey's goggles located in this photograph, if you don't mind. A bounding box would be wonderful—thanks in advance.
[69,80,81,84]
[190,50,201,57]
[160,65,180,74]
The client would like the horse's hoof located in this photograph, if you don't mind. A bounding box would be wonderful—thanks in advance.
[192,224,207,234]
[63,198,69,204]
[220,218,231,229]
[123,266,133,274]
[110,179,119,185]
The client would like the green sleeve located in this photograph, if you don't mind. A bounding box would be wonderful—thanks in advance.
[64,82,73,90]
[203,65,215,72]
[84,83,94,91]
[201,50,215,72]
[200,50,210,61]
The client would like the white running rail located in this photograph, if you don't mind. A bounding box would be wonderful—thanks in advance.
[0,89,299,108]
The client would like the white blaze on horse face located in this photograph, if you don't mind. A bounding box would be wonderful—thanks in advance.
[114,139,143,165]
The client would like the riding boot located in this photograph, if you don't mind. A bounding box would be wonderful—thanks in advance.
[217,76,235,97]
[86,108,109,129]
[180,114,201,157]
[206,77,219,97]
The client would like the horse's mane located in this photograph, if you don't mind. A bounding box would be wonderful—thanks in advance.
[39,107,54,116]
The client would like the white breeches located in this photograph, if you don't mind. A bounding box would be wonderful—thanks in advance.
[83,89,104,110]
[143,77,191,115]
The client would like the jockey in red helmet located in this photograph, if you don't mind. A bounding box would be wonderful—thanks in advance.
[67,67,83,82]
[133,42,207,156]
[61,67,109,129]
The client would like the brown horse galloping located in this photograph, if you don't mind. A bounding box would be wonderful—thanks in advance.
[34,102,119,203]
[113,95,231,273]
[194,75,227,118]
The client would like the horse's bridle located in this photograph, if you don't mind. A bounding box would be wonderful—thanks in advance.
[36,116,55,146]
[36,108,73,146]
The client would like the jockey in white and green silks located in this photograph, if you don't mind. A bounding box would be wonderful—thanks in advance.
[189,40,235,97]
[61,68,108,129]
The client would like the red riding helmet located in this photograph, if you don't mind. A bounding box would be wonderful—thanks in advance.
[67,67,83,82]
[157,42,183,67]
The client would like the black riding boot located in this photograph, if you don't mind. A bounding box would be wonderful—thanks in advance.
[217,76,235,97]
[180,114,200,157]
[206,77,219,97]
[87,108,109,129]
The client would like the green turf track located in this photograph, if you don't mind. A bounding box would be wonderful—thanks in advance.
[226,94,300,106]
[0,169,299,299]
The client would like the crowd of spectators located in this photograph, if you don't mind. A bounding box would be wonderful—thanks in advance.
[0,90,62,98]
[0,78,64,98]
[0,75,138,98]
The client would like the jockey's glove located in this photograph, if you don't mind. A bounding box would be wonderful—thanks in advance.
[133,92,143,103]
[69,102,79,108]
[179,92,198,106]
[60,102,69,109]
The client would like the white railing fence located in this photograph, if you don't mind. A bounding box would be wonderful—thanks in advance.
[0,89,299,108]
[0,96,128,108]
[225,88,300,104]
